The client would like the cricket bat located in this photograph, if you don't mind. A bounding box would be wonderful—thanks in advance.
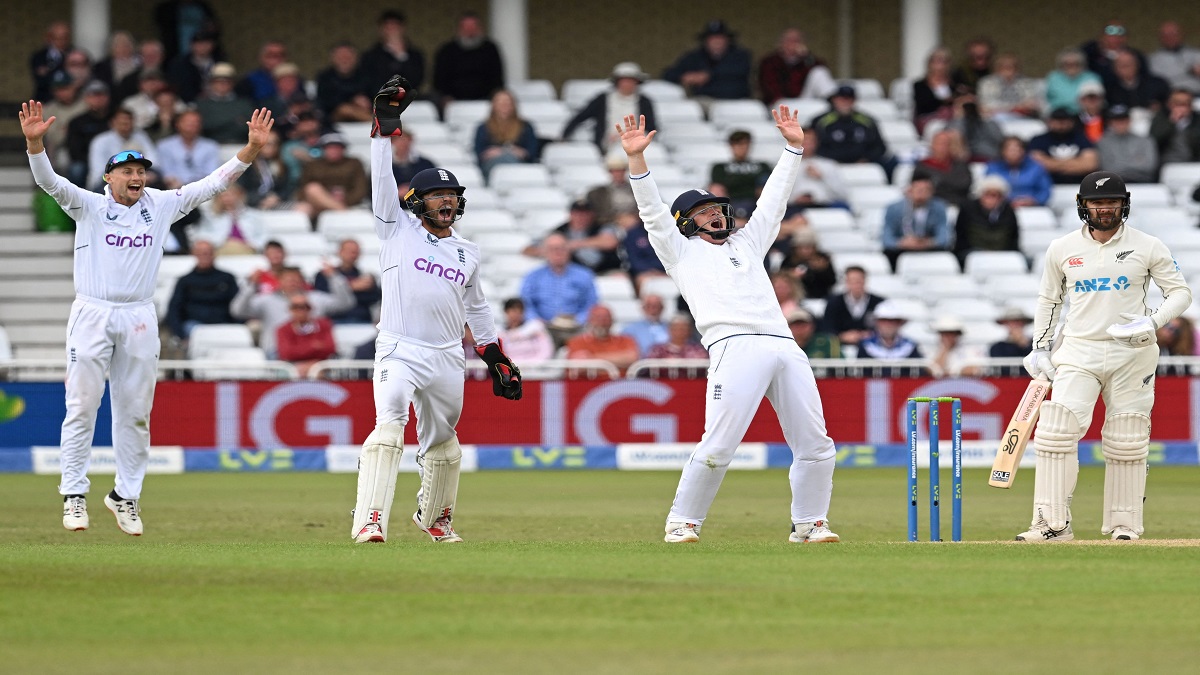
[988,378,1051,488]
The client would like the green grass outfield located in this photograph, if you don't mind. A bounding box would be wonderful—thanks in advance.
[2,468,1199,675]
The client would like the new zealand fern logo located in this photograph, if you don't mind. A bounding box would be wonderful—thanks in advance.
[0,388,26,423]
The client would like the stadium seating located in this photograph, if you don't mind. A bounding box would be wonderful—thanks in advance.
[561,79,609,110]
[541,142,603,169]
[895,251,960,281]
[520,100,571,138]
[332,323,378,359]
[849,79,886,100]
[187,324,254,359]
[777,98,829,125]
[510,79,557,103]
[275,232,332,256]
[316,209,374,241]
[192,346,274,381]
[963,250,1029,281]
[456,208,518,234]
[1014,206,1057,231]
[404,122,454,144]
[640,80,686,102]
[839,164,888,187]
[553,165,609,195]
[804,208,857,232]
[709,100,770,129]
[997,118,1047,141]
[595,275,636,301]
[488,164,552,192]
[445,100,492,130]
[1160,163,1200,191]
[655,100,706,127]
[260,210,312,235]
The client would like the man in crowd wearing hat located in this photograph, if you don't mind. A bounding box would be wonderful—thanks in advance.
[1075,80,1108,143]
[928,315,984,378]
[563,61,657,152]
[1082,20,1147,82]
[295,133,368,222]
[196,62,257,143]
[542,199,623,276]
[788,307,840,358]
[990,305,1033,376]
[1028,107,1099,184]
[43,70,87,165]
[1097,105,1158,183]
[710,129,771,209]
[856,300,924,374]
[663,19,752,101]
[809,84,895,178]
[758,27,836,106]
[65,80,112,187]
[587,151,638,226]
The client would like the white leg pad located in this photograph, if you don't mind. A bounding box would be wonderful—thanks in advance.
[1101,412,1150,535]
[418,436,462,528]
[1032,401,1080,531]
[351,423,405,540]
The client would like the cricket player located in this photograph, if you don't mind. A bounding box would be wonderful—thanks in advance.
[350,76,522,544]
[20,100,274,535]
[618,112,839,544]
[1019,170,1191,542]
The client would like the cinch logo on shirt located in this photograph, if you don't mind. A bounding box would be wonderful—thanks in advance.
[414,256,466,285]
[105,233,154,248]
[1073,276,1130,292]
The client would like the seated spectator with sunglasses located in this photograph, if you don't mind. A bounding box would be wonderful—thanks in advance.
[276,293,338,377]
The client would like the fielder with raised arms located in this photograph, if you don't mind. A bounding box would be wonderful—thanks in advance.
[20,100,274,536]
[350,76,521,545]
[618,111,839,544]
[1019,170,1191,542]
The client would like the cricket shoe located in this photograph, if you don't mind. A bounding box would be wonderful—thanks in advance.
[353,523,385,543]
[62,495,88,531]
[1111,526,1140,541]
[104,492,143,536]
[789,520,840,543]
[664,522,700,543]
[413,508,463,543]
[1014,518,1072,543]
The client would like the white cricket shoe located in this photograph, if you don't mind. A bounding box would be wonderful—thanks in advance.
[1111,526,1140,541]
[62,495,88,531]
[664,522,700,543]
[789,520,840,543]
[1015,518,1072,543]
[104,492,143,536]
[413,508,463,543]
[353,523,385,543]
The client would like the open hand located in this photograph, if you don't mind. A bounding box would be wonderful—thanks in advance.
[772,106,804,147]
[18,100,55,141]
[246,108,275,147]
[616,114,656,156]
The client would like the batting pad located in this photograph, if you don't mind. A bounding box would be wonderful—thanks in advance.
[351,423,405,540]
[418,436,462,528]
[1101,412,1151,535]
[1033,401,1081,531]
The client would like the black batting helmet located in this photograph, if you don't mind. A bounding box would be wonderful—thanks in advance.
[1076,170,1130,227]
[671,189,734,239]
[403,168,467,223]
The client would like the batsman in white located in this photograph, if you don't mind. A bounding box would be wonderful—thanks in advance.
[350,76,522,544]
[618,111,839,544]
[20,100,274,536]
[1019,170,1191,542]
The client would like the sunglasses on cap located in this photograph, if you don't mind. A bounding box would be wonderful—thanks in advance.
[1104,25,1126,36]
[290,303,311,310]
[104,150,153,174]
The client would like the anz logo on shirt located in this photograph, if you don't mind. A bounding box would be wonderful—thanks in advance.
[1073,276,1130,293]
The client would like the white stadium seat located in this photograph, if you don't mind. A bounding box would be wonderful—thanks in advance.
[418,143,473,165]
[595,275,636,301]
[505,187,571,214]
[1126,184,1174,207]
[832,252,891,277]
[850,79,885,100]
[655,100,706,126]
[804,208,857,232]
[553,165,609,195]
[193,347,274,381]
[562,79,610,110]
[276,232,333,256]
[998,118,1047,141]
[259,210,311,235]
[931,297,1002,323]
[188,324,254,359]
[1014,206,1058,231]
[839,164,888,187]
[317,210,374,241]
[444,100,492,130]
[640,79,686,102]
[510,79,557,102]
[400,100,440,125]
[989,275,1043,302]
[894,251,960,280]
[856,99,900,120]
[402,122,454,144]
[889,78,913,115]
[778,98,831,126]
[521,100,571,138]
[820,230,880,254]
[332,323,378,359]
[541,142,603,169]
[456,208,518,234]
[709,99,770,128]
[963,250,1029,281]
[470,231,533,256]
[1160,162,1200,190]
[488,164,552,192]
[848,185,903,214]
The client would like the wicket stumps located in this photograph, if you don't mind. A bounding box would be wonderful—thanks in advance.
[907,397,963,542]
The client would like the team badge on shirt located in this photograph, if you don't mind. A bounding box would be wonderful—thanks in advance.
[1068,257,1084,267]
[1115,250,1134,262]
[426,232,439,246]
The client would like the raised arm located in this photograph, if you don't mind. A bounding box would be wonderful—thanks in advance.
[21,100,91,213]
[742,106,805,254]
[618,114,685,268]
[176,108,274,214]
[370,75,418,238]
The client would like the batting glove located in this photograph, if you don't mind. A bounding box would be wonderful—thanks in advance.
[474,341,523,400]
[1022,348,1056,381]
[1106,312,1157,348]
[371,75,415,138]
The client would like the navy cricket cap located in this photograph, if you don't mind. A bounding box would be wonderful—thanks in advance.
[104,150,153,174]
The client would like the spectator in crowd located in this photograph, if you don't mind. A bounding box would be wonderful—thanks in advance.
[710,130,771,208]
[946,92,1004,161]
[857,300,923,363]
[1104,49,1170,114]
[237,41,287,102]
[166,31,217,102]
[87,108,155,191]
[30,21,72,100]
[646,314,708,359]
[390,131,435,196]
[1082,20,1147,82]
[1097,105,1158,183]
[953,175,1020,269]
[619,293,669,357]
[43,71,86,165]
[1157,315,1198,356]
[914,128,973,208]
[520,232,598,328]
[61,49,94,98]
[433,11,504,105]
[881,174,951,270]
[562,61,656,152]
[663,19,752,101]
[473,89,538,179]
[772,271,804,315]
[122,70,169,132]
[1076,80,1108,143]
[316,42,373,123]
[238,130,292,208]
[1028,107,1099,184]
[157,109,220,190]
[912,46,957,134]
[951,38,994,94]
[154,0,222,63]
[566,304,640,373]
[810,84,894,176]
[195,62,256,143]
[280,112,322,187]
[757,27,836,105]
[538,199,623,276]
[250,240,288,294]
[928,316,984,378]
[779,229,836,300]
[148,89,189,142]
[984,136,1051,207]
[275,293,337,377]
[616,207,667,292]
[1045,48,1103,115]
[786,127,848,211]
[92,31,141,104]
[139,39,166,78]
[1149,88,1200,164]
[231,264,354,357]
[262,62,312,136]
[294,133,369,222]
[497,298,555,363]
[990,305,1033,360]
[1149,20,1200,93]
[586,152,637,226]
[977,53,1044,121]
[313,238,380,325]
[360,10,426,92]
[65,81,112,187]
[787,307,840,358]
[821,265,885,347]
[165,240,239,340]
[192,183,267,255]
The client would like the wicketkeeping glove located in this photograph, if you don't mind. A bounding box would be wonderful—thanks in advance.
[371,75,416,138]
[1106,312,1157,348]
[474,341,523,400]
[1022,348,1057,381]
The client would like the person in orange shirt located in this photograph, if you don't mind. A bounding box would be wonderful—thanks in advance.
[566,304,640,374]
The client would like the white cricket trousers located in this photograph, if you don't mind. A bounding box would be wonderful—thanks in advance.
[1051,337,1158,430]
[372,332,464,451]
[668,334,837,527]
[59,296,159,500]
